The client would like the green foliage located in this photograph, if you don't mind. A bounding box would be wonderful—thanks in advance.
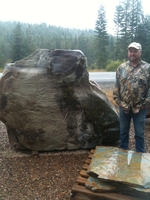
[11,22,24,62]
[0,21,95,67]
[94,5,109,69]
[105,59,126,71]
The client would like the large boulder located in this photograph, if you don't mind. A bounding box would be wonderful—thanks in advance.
[0,49,120,151]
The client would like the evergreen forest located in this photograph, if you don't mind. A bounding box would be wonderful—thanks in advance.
[0,0,150,71]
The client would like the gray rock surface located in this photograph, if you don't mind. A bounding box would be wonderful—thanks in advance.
[0,49,119,151]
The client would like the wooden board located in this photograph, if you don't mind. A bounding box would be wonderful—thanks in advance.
[70,149,142,200]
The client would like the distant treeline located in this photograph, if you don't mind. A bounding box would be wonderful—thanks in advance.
[0,0,150,71]
[0,21,96,69]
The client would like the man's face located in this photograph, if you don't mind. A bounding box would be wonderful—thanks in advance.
[128,47,141,62]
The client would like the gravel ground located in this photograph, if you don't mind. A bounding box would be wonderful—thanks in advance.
[1,118,150,200]
[0,121,89,200]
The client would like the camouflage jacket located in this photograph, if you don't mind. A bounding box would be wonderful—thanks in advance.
[113,60,150,113]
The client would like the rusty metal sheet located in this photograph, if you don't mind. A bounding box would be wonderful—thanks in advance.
[87,146,150,189]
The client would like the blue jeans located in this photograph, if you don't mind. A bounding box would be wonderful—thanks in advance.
[119,107,146,153]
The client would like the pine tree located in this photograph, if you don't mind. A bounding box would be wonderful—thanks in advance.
[94,5,109,69]
[114,0,144,60]
[136,15,150,62]
[114,5,125,59]
[129,0,144,41]
[119,0,131,59]
[23,24,37,57]
[11,22,24,62]
[0,37,6,68]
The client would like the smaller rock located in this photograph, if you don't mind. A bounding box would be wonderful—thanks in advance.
[31,150,39,158]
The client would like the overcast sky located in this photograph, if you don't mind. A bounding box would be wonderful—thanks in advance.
[0,0,149,34]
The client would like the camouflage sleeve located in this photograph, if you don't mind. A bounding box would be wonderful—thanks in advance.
[145,64,150,105]
[113,69,121,106]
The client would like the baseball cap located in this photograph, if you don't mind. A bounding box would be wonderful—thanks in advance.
[128,42,142,50]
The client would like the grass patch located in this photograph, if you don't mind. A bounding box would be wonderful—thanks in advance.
[88,69,106,72]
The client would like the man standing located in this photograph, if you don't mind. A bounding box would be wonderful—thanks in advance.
[113,42,150,152]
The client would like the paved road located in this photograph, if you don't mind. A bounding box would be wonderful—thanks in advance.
[0,72,116,82]
[89,72,115,83]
